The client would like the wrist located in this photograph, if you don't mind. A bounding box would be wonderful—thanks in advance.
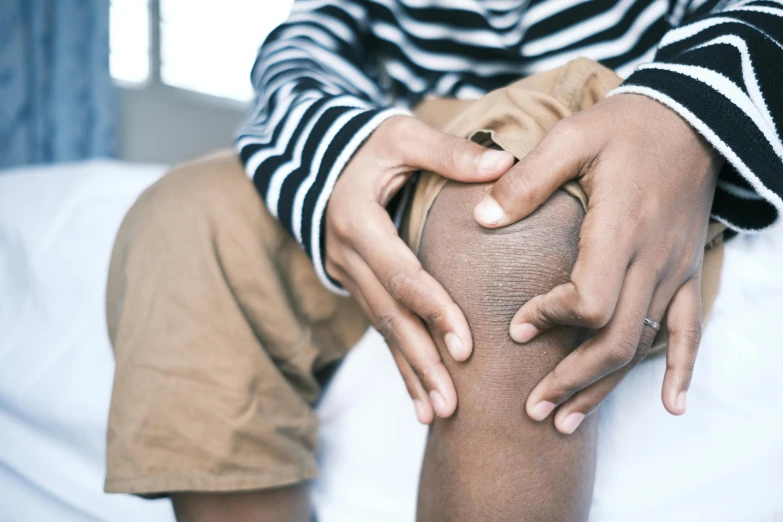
[622,93,723,180]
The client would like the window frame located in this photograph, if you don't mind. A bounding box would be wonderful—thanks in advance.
[115,0,251,112]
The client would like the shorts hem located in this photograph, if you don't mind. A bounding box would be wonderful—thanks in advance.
[104,467,318,497]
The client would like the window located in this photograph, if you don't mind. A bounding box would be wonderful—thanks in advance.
[110,0,150,84]
[110,0,294,102]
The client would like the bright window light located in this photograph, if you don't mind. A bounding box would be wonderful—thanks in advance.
[110,0,294,101]
[160,0,294,101]
[110,0,150,84]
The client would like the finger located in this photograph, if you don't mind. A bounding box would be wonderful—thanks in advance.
[390,344,436,424]
[342,274,435,424]
[661,277,702,416]
[474,119,592,228]
[347,251,458,418]
[394,117,515,182]
[353,204,473,362]
[525,264,656,422]
[551,285,668,434]
[509,205,631,344]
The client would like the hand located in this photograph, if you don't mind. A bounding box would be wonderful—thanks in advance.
[326,115,515,424]
[473,94,722,434]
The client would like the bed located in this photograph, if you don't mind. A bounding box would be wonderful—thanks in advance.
[1,160,781,521]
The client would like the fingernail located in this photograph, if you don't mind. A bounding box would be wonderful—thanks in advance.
[475,196,507,226]
[445,332,467,360]
[511,323,540,343]
[477,150,511,171]
[413,399,428,424]
[429,391,446,416]
[561,412,585,434]
[528,400,556,421]
[676,391,687,413]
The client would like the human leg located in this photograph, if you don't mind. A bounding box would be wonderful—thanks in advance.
[105,151,368,521]
[416,182,594,521]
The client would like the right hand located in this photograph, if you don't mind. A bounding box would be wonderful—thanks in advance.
[325,115,514,424]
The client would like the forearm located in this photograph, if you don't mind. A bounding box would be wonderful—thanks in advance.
[611,0,783,232]
[235,0,409,293]
[416,182,595,521]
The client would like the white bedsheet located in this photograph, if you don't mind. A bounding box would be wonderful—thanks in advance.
[1,160,781,521]
[314,226,783,522]
[0,161,173,522]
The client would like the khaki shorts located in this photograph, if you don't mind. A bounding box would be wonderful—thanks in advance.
[105,58,724,496]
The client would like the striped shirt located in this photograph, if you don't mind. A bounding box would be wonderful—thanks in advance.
[235,0,783,293]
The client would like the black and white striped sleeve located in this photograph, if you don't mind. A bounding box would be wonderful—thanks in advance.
[611,0,783,232]
[235,0,409,294]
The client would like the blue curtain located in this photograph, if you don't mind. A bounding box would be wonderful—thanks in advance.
[0,0,117,168]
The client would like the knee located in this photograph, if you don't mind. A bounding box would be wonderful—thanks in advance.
[419,181,587,420]
[417,183,596,520]
[128,152,249,231]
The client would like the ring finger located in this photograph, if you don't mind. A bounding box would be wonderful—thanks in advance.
[552,282,672,434]
[525,264,658,422]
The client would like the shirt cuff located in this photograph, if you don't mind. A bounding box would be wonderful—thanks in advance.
[309,107,412,295]
[609,63,783,233]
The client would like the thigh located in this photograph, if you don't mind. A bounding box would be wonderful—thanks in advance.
[105,151,368,498]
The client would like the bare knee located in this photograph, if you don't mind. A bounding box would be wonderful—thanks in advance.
[416,182,594,521]
[419,181,587,416]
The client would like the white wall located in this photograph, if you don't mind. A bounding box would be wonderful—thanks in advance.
[117,86,246,166]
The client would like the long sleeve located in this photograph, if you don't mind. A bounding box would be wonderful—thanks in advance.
[611,0,783,232]
[235,0,409,294]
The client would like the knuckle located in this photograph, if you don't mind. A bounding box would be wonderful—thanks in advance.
[423,305,447,330]
[376,314,404,345]
[528,297,551,325]
[550,118,584,143]
[605,338,638,367]
[379,116,415,160]
[575,293,613,328]
[503,168,535,202]
[436,140,460,173]
[328,211,355,241]
[386,266,424,303]
[549,368,579,396]
[383,115,413,141]
[414,362,438,385]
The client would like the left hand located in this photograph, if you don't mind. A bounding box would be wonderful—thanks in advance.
[473,94,722,435]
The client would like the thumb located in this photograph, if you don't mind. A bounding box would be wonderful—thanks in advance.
[397,117,515,182]
[474,127,583,228]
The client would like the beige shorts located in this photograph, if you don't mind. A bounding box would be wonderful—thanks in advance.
[105,58,724,496]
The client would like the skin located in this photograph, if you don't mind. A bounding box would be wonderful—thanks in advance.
[325,115,515,423]
[169,94,722,520]
[328,93,721,434]
[170,185,607,522]
[171,484,310,522]
[417,183,602,521]
[474,94,722,433]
